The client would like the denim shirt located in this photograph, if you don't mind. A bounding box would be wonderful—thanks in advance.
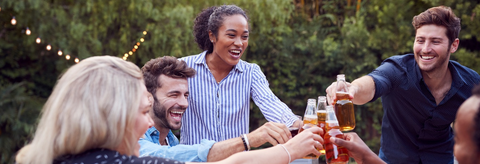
[138,127,216,162]
[368,54,480,164]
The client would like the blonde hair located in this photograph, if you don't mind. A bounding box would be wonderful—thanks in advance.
[17,56,144,164]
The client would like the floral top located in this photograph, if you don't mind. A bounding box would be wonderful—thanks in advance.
[53,148,185,164]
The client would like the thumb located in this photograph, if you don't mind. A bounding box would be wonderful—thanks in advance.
[330,136,352,150]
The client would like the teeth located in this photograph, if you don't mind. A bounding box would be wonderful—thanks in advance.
[231,50,240,53]
[171,111,184,114]
[421,56,434,59]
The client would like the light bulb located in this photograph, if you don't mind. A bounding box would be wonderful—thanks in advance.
[26,27,31,35]
[36,37,41,44]
[128,51,133,55]
[58,50,63,56]
[140,38,144,42]
[134,45,139,49]
[124,53,128,57]
[136,42,140,46]
[65,54,71,60]
[75,57,79,63]
[11,17,16,25]
[143,31,147,35]
[46,44,52,51]
[122,56,127,60]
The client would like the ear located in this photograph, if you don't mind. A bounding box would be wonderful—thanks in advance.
[450,38,459,53]
[208,30,216,44]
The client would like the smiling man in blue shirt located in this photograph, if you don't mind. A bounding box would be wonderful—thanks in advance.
[326,6,480,164]
[139,56,294,162]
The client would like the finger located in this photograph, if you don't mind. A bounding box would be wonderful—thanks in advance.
[268,122,290,144]
[330,136,352,150]
[266,134,280,146]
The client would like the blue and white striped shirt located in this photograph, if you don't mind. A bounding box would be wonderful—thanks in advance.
[179,51,297,145]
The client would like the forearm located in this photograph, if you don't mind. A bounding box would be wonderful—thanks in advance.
[206,137,245,162]
[351,76,375,105]
[215,145,291,164]
[361,151,386,164]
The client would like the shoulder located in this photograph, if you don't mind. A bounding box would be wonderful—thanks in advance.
[383,53,415,66]
[450,60,480,84]
[180,51,205,65]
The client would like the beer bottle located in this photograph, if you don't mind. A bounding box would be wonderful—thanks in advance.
[317,96,327,154]
[324,106,349,164]
[334,74,355,131]
[301,98,319,159]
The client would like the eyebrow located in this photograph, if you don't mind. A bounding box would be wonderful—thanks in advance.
[167,91,189,95]
[226,29,249,33]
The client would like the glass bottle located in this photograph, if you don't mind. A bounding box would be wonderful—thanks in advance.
[317,96,327,154]
[324,105,349,164]
[334,74,355,131]
[301,98,319,159]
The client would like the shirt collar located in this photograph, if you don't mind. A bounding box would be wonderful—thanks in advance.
[146,126,159,137]
[194,51,245,73]
[414,59,466,88]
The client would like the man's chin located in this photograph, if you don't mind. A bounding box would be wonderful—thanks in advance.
[169,123,182,130]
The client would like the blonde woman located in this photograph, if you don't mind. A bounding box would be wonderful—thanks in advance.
[16,56,323,164]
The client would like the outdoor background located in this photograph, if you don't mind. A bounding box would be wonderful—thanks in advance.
[1,0,479,163]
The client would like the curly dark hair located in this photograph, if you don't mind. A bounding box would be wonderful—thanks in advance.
[412,6,461,45]
[473,85,480,153]
[193,5,248,54]
[141,56,196,96]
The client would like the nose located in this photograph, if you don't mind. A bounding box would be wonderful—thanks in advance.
[234,37,243,47]
[178,96,189,109]
[147,113,154,128]
[422,41,432,54]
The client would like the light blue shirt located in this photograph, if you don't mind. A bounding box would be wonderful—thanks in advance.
[179,51,297,145]
[138,127,216,162]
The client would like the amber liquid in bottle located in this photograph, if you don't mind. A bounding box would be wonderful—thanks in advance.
[301,115,320,159]
[317,110,327,154]
[334,92,355,131]
[324,124,350,164]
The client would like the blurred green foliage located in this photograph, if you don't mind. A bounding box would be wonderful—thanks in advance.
[1,0,479,163]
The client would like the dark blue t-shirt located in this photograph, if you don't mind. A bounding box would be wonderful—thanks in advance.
[368,53,480,164]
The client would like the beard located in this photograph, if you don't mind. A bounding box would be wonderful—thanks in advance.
[152,99,184,130]
[152,99,174,130]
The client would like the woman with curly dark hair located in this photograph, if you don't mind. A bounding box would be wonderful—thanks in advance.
[180,5,302,146]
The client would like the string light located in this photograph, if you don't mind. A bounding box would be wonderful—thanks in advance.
[124,53,128,57]
[25,27,31,35]
[128,51,133,55]
[136,42,140,46]
[134,45,139,49]
[57,50,63,56]
[122,56,127,60]
[46,44,51,51]
[0,7,2,12]
[11,17,16,25]
[36,37,41,44]
[143,31,147,35]
[74,57,79,63]
[140,38,144,42]
[65,54,71,60]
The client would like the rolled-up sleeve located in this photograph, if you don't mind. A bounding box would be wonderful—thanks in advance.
[139,138,216,162]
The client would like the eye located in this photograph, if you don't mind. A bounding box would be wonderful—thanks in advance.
[416,39,424,43]
[227,34,235,38]
[242,35,249,39]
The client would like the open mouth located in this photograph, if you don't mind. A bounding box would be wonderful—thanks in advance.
[229,49,241,57]
[170,111,184,121]
[420,55,435,60]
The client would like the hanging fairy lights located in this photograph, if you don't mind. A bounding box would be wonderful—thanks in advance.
[11,17,16,25]
[122,31,147,60]
[25,27,31,35]
[6,8,148,64]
